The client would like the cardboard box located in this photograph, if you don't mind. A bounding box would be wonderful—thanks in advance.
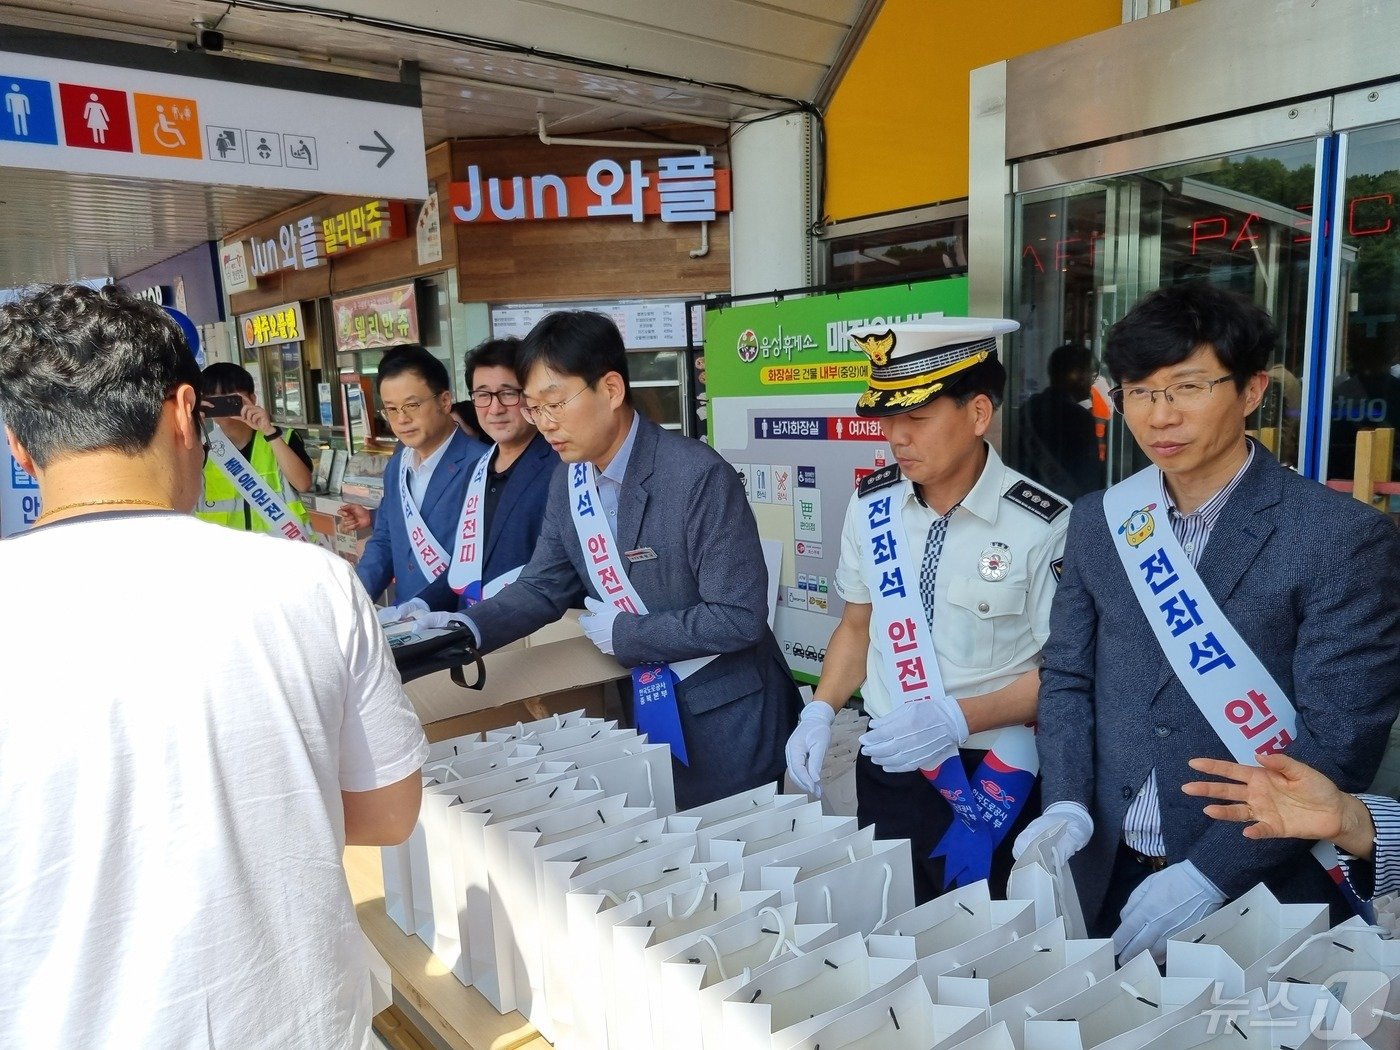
[405,633,629,743]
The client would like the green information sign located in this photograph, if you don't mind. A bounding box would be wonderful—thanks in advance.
[704,277,969,409]
[702,277,969,682]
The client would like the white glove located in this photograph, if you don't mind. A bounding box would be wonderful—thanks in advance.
[858,695,968,773]
[579,596,621,656]
[403,610,462,632]
[785,701,836,797]
[1113,860,1226,964]
[378,597,432,625]
[1012,801,1094,863]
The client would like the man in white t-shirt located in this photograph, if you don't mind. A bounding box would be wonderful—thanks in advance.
[0,284,429,1049]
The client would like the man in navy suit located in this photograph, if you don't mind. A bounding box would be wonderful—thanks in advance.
[339,345,487,612]
[450,337,559,602]
[1018,283,1400,961]
[440,311,801,810]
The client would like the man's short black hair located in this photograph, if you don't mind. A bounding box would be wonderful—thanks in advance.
[201,361,255,397]
[465,337,523,388]
[0,283,200,469]
[517,311,631,400]
[1105,283,1275,389]
[943,356,1007,410]
[376,344,451,396]
[1048,343,1093,384]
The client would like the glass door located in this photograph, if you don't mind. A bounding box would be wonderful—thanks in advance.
[1008,138,1321,496]
[1323,119,1400,510]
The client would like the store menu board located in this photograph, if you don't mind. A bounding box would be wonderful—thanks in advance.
[491,299,695,350]
[705,277,969,683]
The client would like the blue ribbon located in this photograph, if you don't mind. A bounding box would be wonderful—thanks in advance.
[924,751,1036,888]
[632,663,689,766]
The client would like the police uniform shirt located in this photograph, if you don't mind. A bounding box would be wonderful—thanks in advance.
[835,443,1069,733]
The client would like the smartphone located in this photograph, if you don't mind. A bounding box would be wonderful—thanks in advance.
[202,393,245,418]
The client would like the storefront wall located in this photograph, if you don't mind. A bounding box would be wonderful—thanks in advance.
[822,0,1122,222]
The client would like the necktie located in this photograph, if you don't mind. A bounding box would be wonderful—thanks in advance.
[919,505,958,625]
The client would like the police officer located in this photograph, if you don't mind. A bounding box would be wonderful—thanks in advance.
[785,319,1070,903]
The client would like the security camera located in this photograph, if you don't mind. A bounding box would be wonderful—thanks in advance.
[189,20,225,52]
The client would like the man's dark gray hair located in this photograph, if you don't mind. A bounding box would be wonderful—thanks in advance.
[0,284,200,469]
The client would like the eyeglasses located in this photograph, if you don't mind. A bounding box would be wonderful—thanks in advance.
[471,388,523,408]
[1109,374,1236,413]
[521,384,591,425]
[382,397,435,420]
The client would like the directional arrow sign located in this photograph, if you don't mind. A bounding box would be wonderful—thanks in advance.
[359,129,395,168]
[0,27,429,199]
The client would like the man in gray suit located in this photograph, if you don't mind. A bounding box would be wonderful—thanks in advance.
[1018,283,1400,961]
[448,310,801,810]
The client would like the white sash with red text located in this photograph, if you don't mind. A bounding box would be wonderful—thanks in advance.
[1102,465,1357,905]
[206,431,310,542]
[399,450,450,583]
[446,446,521,603]
[858,483,1036,761]
[566,461,713,680]
[860,481,1038,887]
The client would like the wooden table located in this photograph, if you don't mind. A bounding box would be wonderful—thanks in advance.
[345,845,552,1050]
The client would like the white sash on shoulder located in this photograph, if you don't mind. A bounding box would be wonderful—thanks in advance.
[567,461,713,680]
[1102,464,1344,877]
[859,482,1036,763]
[399,450,450,583]
[445,446,520,603]
[206,431,310,542]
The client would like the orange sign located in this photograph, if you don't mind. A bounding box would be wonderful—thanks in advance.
[132,93,202,159]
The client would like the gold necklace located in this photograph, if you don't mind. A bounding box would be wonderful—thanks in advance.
[35,497,172,522]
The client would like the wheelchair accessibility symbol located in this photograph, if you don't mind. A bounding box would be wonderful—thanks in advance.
[133,93,202,159]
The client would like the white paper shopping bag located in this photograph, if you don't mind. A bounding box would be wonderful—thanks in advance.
[1134,985,1379,1050]
[782,972,984,1050]
[566,855,725,1050]
[867,881,1039,997]
[422,741,542,783]
[465,782,613,1009]
[611,879,780,1050]
[941,1022,1017,1050]
[935,917,1116,1044]
[483,708,601,743]
[720,932,916,1050]
[1008,819,1088,938]
[656,903,841,1050]
[569,737,677,816]
[1022,948,1216,1050]
[415,762,573,971]
[760,826,915,938]
[535,818,674,1030]
[1267,921,1400,1049]
[508,799,658,1036]
[1166,883,1329,998]
[666,784,808,848]
[707,801,858,888]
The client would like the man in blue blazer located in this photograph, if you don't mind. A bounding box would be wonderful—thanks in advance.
[453,337,559,601]
[339,346,488,612]
[448,311,801,810]
[1019,283,1400,961]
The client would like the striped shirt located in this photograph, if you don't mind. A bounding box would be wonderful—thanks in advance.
[1344,794,1400,901]
[1123,444,1256,857]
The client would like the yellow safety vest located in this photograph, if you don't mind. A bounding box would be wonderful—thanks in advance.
[197,431,311,534]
